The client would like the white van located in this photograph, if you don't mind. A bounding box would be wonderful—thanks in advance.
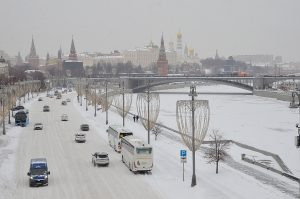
[107,125,133,152]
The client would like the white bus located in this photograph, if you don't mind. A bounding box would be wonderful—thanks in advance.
[121,135,153,173]
[107,125,133,152]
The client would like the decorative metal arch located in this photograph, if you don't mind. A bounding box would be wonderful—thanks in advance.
[136,93,160,131]
[176,100,210,151]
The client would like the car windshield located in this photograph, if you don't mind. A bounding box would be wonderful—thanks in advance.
[15,112,26,119]
[31,168,47,175]
[136,147,152,154]
[35,123,42,125]
[97,154,108,158]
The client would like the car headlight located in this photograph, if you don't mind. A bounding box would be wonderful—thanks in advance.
[44,175,48,179]
[30,177,33,179]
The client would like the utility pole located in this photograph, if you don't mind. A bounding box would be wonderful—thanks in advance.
[94,84,97,117]
[105,80,108,124]
[189,85,197,187]
[147,81,150,144]
[122,81,125,127]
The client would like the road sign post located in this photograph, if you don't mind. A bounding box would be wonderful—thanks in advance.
[180,150,187,182]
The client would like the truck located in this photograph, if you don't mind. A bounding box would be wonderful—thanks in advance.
[27,158,50,187]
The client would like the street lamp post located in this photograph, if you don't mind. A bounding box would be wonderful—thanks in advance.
[147,81,150,144]
[94,84,97,117]
[122,81,125,127]
[189,85,197,187]
[85,84,89,111]
[105,80,108,124]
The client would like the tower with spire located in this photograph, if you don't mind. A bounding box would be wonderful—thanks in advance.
[27,36,39,68]
[176,30,183,63]
[69,37,78,61]
[157,34,168,76]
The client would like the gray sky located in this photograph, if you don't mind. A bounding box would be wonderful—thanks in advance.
[0,0,300,61]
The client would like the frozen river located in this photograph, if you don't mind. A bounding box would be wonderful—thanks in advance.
[130,85,300,177]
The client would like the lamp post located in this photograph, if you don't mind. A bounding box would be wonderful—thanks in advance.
[94,84,97,117]
[147,81,150,144]
[189,85,197,187]
[105,80,108,124]
[85,84,89,111]
[122,81,125,127]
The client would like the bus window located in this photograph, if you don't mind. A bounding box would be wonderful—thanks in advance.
[136,148,152,154]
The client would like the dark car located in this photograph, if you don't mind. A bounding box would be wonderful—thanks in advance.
[80,124,89,131]
[34,123,43,130]
[43,105,50,112]
[27,158,50,187]
[11,105,25,111]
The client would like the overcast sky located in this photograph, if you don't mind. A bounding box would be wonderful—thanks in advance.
[0,0,299,61]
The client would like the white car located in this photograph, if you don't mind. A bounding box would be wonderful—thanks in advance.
[92,152,109,166]
[61,114,68,121]
[34,123,43,130]
[75,133,86,143]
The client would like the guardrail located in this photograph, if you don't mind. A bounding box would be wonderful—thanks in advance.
[241,154,299,183]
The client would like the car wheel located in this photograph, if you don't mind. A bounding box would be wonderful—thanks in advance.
[122,155,124,163]
[93,161,96,167]
[129,163,132,171]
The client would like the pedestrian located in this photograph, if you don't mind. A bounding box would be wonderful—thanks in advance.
[133,115,136,122]
[136,115,139,122]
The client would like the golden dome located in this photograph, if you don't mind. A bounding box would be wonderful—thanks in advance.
[177,31,182,38]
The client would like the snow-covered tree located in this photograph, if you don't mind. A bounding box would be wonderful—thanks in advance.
[204,129,230,174]
[152,123,162,140]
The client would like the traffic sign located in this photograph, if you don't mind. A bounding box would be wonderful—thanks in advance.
[180,150,186,158]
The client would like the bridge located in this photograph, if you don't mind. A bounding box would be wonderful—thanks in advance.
[53,75,300,93]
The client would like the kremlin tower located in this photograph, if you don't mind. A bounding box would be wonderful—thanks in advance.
[69,37,78,61]
[176,30,183,63]
[62,37,84,77]
[157,35,168,76]
[27,37,39,68]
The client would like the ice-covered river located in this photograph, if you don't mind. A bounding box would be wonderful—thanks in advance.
[130,84,300,177]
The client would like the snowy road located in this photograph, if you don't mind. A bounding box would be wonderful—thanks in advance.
[13,95,162,199]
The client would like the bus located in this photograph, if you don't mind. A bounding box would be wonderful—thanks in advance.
[121,135,153,173]
[107,125,133,152]
[15,110,29,127]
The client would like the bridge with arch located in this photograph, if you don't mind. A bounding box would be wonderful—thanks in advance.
[59,75,300,93]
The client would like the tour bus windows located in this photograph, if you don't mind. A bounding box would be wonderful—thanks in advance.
[136,148,152,154]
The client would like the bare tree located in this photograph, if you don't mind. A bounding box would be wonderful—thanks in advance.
[204,129,230,174]
[152,123,162,140]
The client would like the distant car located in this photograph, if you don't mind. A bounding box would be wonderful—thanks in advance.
[56,95,62,99]
[34,123,43,130]
[38,97,43,101]
[46,93,50,97]
[66,98,71,102]
[92,152,109,166]
[68,89,72,92]
[61,114,68,121]
[49,95,54,98]
[75,133,86,143]
[61,101,67,105]
[43,105,50,112]
[80,124,89,131]
[11,105,25,111]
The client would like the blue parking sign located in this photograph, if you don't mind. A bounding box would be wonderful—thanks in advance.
[180,150,186,158]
